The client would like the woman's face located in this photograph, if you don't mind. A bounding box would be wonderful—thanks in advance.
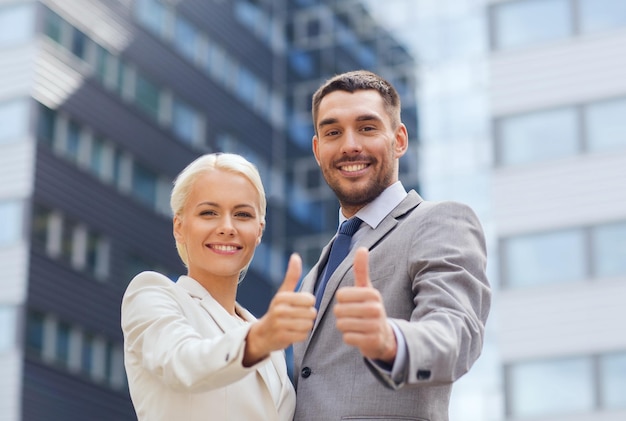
[173,169,264,283]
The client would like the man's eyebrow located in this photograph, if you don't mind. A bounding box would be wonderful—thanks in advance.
[318,117,338,129]
[318,114,381,129]
[356,114,381,123]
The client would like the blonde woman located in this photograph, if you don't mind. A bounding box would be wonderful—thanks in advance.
[122,153,316,421]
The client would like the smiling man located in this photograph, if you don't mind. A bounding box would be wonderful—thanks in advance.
[292,70,492,421]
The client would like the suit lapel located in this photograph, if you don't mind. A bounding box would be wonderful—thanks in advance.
[306,191,423,341]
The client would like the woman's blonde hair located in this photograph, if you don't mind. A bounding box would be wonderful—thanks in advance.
[170,153,266,266]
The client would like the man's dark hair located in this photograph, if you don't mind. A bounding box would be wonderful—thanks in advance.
[311,70,401,135]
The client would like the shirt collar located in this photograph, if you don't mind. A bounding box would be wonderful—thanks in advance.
[338,181,407,230]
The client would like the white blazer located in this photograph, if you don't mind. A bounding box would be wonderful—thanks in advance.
[121,271,296,421]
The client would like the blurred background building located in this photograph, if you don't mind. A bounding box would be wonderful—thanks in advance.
[0,0,417,419]
[1,0,625,420]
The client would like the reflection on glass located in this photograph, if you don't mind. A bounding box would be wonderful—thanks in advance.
[592,221,626,278]
[508,356,593,417]
[497,107,578,166]
[586,97,626,153]
[504,229,586,288]
[580,0,626,33]
[600,352,626,409]
[492,0,571,50]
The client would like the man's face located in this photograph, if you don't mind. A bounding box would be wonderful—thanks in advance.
[312,89,408,216]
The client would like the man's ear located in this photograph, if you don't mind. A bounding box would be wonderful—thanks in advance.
[312,135,321,166]
[394,123,409,158]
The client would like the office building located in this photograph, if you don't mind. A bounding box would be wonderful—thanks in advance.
[365,0,626,420]
[0,0,418,419]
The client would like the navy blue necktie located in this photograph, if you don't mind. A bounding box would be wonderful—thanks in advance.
[315,217,362,309]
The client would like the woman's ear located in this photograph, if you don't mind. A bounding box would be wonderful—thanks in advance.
[173,215,184,243]
[256,223,264,245]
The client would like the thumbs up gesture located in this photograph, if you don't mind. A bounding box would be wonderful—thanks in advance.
[334,247,397,363]
[244,254,317,366]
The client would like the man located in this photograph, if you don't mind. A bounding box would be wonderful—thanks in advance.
[292,70,491,421]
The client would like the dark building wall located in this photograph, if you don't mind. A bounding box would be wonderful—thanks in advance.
[22,361,135,421]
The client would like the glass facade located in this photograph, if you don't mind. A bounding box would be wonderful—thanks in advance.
[496,96,626,167]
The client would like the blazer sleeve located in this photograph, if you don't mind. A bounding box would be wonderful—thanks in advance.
[367,201,490,388]
[121,272,260,392]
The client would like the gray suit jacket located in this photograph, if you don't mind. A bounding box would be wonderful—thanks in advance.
[293,191,490,421]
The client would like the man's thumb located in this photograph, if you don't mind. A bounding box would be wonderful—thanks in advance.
[277,253,302,293]
[353,247,372,288]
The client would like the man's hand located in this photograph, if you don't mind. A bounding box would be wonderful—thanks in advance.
[334,247,397,363]
[244,254,316,366]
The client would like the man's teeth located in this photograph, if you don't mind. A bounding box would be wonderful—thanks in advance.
[341,164,366,172]
[213,245,238,251]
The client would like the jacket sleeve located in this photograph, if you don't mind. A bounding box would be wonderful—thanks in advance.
[121,272,261,392]
[367,201,490,388]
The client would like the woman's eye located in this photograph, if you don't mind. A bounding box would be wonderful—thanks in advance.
[236,212,253,218]
[200,210,216,216]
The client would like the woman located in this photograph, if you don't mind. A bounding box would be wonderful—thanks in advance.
[121,153,316,421]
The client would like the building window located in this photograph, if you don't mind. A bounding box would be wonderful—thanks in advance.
[38,105,57,147]
[31,204,111,281]
[496,96,626,167]
[43,9,64,44]
[0,200,22,247]
[64,120,82,164]
[0,3,34,47]
[136,0,169,37]
[502,228,586,288]
[134,73,161,120]
[507,356,594,417]
[70,26,88,60]
[55,320,72,368]
[585,97,626,153]
[25,310,45,356]
[600,352,626,409]
[173,14,200,61]
[592,221,626,279]
[31,204,52,252]
[172,98,204,146]
[132,162,158,208]
[25,311,127,390]
[491,0,626,51]
[81,332,95,375]
[0,98,29,144]
[491,0,572,50]
[496,107,578,166]
[0,306,17,353]
[579,0,626,34]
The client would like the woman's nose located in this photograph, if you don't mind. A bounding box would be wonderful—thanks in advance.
[217,216,235,235]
